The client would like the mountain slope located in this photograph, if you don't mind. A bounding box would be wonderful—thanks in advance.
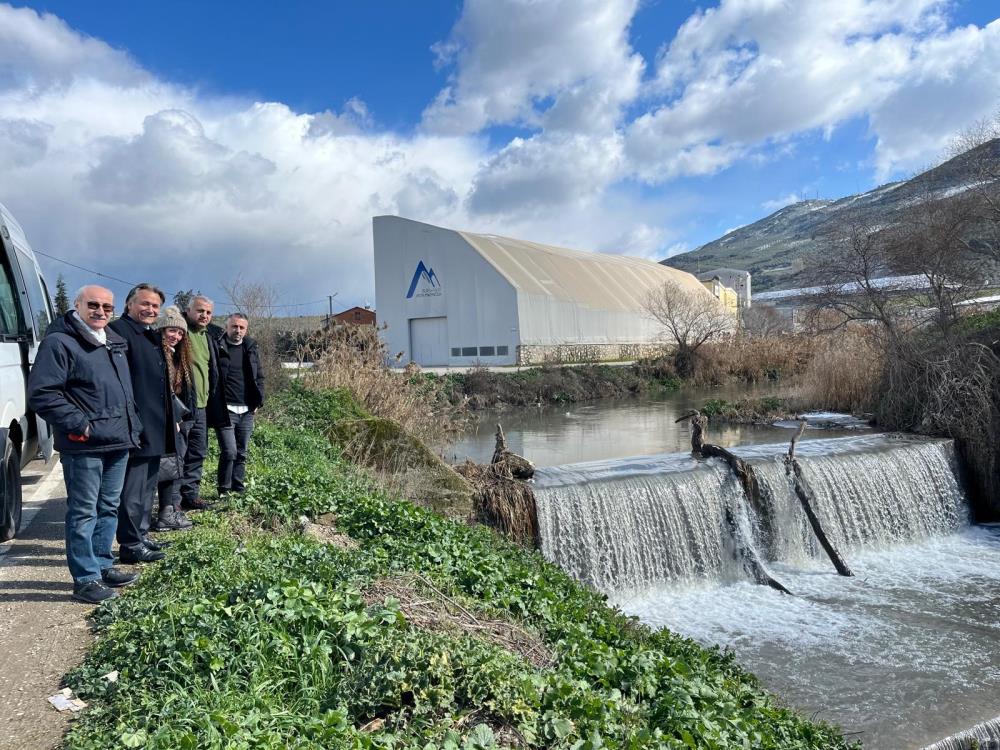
[664,139,1000,292]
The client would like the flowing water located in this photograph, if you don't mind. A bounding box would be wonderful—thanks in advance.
[530,435,1000,749]
[448,386,867,467]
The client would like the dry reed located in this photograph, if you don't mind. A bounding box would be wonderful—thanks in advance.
[795,329,884,414]
[296,324,469,445]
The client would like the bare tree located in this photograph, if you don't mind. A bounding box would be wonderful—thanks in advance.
[739,305,787,337]
[220,274,285,388]
[643,281,734,376]
[946,112,1000,268]
[807,192,988,343]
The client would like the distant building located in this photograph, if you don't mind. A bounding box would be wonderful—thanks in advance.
[373,216,719,367]
[696,268,751,307]
[331,306,376,326]
[701,276,740,315]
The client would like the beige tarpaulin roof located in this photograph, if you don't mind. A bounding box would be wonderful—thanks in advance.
[458,230,711,312]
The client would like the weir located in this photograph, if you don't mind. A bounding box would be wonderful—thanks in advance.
[533,434,968,593]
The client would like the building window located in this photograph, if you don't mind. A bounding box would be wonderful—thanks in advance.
[479,346,495,356]
[461,346,477,356]
[497,345,509,356]
[451,347,461,357]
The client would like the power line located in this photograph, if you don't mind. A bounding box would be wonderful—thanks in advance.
[32,247,333,310]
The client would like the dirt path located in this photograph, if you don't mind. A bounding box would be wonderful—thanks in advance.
[0,459,90,750]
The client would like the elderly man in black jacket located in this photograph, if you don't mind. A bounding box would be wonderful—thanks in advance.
[110,283,172,564]
[214,313,265,496]
[27,285,142,604]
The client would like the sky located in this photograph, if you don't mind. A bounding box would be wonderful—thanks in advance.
[1,0,998,316]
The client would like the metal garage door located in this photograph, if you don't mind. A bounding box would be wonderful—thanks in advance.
[409,317,448,365]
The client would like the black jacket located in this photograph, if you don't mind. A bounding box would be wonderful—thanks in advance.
[110,314,173,458]
[27,313,142,454]
[202,323,229,428]
[215,331,265,412]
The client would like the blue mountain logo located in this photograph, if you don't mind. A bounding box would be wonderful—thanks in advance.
[406,260,441,298]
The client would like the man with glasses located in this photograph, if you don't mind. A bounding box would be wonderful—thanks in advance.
[28,285,142,603]
[110,283,172,564]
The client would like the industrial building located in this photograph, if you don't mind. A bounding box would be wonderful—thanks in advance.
[373,216,718,367]
[696,268,751,308]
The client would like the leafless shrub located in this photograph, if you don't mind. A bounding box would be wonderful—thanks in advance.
[740,305,787,337]
[297,323,468,445]
[643,280,736,376]
[878,339,1000,507]
[220,275,289,390]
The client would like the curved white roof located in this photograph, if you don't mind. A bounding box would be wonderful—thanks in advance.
[458,229,712,312]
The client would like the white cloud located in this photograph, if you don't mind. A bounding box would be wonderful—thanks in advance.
[624,0,1000,181]
[761,192,802,211]
[422,0,643,135]
[1,0,998,311]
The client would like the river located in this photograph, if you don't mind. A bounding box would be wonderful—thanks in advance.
[448,384,865,467]
[452,392,1000,749]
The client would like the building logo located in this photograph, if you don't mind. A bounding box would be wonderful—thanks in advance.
[406,260,442,299]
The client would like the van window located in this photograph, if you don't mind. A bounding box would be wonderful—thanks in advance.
[0,252,21,335]
[14,248,50,338]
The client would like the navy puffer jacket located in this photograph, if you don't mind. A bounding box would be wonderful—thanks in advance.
[27,313,142,454]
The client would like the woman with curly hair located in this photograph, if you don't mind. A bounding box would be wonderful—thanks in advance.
[152,306,196,531]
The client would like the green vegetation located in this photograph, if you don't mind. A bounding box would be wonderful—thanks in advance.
[700,396,792,424]
[63,387,855,749]
[437,361,681,410]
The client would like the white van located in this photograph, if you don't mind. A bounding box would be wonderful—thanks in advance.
[0,202,54,540]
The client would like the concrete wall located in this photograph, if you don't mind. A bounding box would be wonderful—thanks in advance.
[373,216,519,366]
[516,342,673,366]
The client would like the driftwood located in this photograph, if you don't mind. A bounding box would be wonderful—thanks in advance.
[785,422,854,577]
[455,424,539,547]
[492,424,535,479]
[675,411,790,594]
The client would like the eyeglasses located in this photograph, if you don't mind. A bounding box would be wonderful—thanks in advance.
[86,301,115,313]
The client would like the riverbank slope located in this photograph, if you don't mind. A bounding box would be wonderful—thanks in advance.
[60,387,856,749]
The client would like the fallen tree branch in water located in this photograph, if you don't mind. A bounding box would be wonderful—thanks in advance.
[676,411,790,594]
[785,421,854,577]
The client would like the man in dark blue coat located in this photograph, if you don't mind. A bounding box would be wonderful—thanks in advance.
[28,285,142,604]
[110,283,172,564]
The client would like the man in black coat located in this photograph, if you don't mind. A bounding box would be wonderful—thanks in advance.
[110,283,171,564]
[27,285,142,603]
[214,313,265,495]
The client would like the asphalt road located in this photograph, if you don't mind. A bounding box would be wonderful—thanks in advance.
[0,458,91,750]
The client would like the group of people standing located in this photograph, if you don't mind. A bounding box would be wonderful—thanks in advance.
[27,283,265,604]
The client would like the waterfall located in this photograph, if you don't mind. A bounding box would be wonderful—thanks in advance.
[534,435,968,594]
[922,716,1000,749]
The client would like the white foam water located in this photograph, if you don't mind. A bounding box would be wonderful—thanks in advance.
[534,435,998,749]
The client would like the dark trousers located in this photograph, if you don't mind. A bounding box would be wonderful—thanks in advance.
[116,455,158,552]
[180,407,207,503]
[157,477,181,512]
[216,411,255,493]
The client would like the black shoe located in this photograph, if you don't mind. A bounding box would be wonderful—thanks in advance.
[154,506,193,531]
[180,496,212,511]
[119,546,166,564]
[101,567,139,587]
[72,580,118,604]
[142,536,170,551]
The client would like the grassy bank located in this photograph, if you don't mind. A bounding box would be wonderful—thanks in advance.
[436,336,815,411]
[435,361,681,410]
[62,387,855,749]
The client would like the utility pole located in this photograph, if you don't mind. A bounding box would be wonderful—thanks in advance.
[327,293,337,328]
